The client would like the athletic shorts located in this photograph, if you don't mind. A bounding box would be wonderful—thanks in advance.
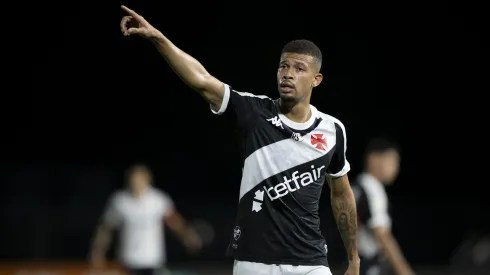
[125,268,157,275]
[233,260,332,275]
[124,267,169,275]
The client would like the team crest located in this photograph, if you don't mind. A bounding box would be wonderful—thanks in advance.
[310,134,327,151]
[233,226,241,240]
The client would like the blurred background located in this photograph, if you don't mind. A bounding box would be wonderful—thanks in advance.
[16,0,486,274]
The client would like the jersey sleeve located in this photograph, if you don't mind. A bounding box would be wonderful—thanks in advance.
[102,193,123,229]
[364,182,391,228]
[327,121,351,177]
[158,191,175,218]
[210,84,271,120]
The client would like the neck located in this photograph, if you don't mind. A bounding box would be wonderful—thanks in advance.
[365,168,383,184]
[132,186,149,198]
[279,99,311,123]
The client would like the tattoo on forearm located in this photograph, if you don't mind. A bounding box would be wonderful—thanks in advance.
[332,193,358,260]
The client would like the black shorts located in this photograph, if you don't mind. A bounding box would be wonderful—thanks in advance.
[360,256,392,275]
[125,267,162,275]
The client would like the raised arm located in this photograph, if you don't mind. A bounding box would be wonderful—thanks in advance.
[328,175,360,270]
[120,6,225,111]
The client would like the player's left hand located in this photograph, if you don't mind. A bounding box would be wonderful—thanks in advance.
[344,260,360,275]
[89,250,106,269]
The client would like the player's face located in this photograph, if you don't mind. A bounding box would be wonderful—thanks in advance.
[277,53,323,103]
[379,149,400,184]
[129,170,151,195]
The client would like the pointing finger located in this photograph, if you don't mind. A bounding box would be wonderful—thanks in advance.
[121,5,139,18]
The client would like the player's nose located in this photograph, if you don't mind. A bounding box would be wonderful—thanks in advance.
[283,70,294,79]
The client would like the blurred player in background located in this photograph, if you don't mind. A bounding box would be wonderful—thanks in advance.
[352,138,415,275]
[90,164,202,275]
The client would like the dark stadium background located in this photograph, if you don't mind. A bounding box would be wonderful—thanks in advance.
[11,0,486,274]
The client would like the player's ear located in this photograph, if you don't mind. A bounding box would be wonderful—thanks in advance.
[312,73,323,88]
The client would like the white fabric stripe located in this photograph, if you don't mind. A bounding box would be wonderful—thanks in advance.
[211,84,231,115]
[327,118,350,177]
[360,174,391,229]
[358,225,379,258]
[234,90,270,99]
[239,137,334,201]
[279,105,319,130]
[357,174,389,258]
[328,159,350,177]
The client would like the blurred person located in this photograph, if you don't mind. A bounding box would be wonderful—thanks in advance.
[352,138,415,275]
[90,164,202,275]
[119,6,359,275]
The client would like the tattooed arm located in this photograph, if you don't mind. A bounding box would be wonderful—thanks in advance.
[328,175,360,266]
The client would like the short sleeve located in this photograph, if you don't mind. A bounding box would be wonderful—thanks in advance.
[102,193,123,229]
[364,182,391,228]
[327,121,351,177]
[158,191,175,218]
[210,84,271,120]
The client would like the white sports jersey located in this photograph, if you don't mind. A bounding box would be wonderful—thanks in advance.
[103,187,174,268]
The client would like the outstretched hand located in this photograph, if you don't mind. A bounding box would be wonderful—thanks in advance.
[184,228,203,254]
[120,5,159,39]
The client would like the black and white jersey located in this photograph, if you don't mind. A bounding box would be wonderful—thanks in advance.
[211,84,351,266]
[352,173,392,260]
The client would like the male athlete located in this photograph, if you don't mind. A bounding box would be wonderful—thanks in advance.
[90,164,202,275]
[120,5,359,275]
[352,138,415,275]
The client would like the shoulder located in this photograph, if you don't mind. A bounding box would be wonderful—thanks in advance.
[230,86,271,100]
[108,190,128,207]
[358,174,387,201]
[112,189,127,200]
[150,188,173,203]
[314,107,347,135]
[228,85,275,105]
[227,84,271,99]
[215,84,275,115]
